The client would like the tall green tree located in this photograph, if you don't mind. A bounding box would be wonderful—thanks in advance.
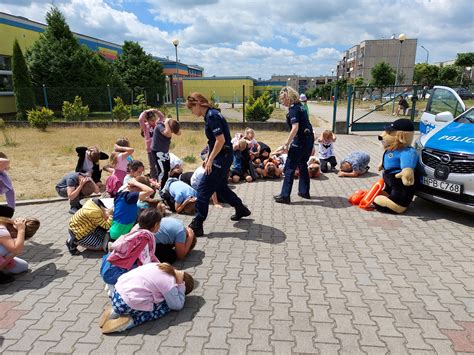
[12,39,36,120]
[113,41,165,105]
[438,65,461,85]
[414,63,440,85]
[370,62,396,87]
[454,52,474,67]
[25,7,116,88]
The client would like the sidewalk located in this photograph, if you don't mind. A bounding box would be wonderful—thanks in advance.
[0,133,473,354]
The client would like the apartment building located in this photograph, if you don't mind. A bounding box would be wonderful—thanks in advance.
[336,38,417,84]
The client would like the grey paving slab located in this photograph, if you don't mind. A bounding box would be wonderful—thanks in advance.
[0,133,473,354]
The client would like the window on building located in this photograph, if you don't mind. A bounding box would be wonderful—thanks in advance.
[0,56,12,71]
[0,74,13,93]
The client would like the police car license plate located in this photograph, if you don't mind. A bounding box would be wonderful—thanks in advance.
[421,177,462,194]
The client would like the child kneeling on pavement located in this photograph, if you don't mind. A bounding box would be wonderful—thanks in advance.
[99,262,194,333]
[100,208,161,295]
[154,217,197,264]
[66,198,112,255]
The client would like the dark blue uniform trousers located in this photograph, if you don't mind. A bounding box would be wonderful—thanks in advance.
[195,153,244,223]
[281,138,314,198]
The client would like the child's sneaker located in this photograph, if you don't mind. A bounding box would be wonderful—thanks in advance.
[102,315,134,334]
[99,306,119,328]
[66,239,80,255]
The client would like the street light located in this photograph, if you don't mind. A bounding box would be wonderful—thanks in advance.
[393,33,406,113]
[394,33,406,86]
[420,45,429,64]
[172,39,180,121]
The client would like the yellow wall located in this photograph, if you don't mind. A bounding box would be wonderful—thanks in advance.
[183,79,254,102]
[0,96,16,114]
[0,23,41,55]
[0,24,42,114]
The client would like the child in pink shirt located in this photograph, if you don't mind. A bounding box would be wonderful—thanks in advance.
[105,138,134,197]
[138,109,165,180]
[99,262,194,333]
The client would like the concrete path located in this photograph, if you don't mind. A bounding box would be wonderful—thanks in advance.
[0,133,473,354]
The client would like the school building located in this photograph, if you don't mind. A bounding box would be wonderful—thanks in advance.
[182,77,287,103]
[0,12,203,114]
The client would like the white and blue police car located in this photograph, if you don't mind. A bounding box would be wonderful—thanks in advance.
[416,107,474,214]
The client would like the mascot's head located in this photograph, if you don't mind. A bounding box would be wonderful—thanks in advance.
[378,118,415,151]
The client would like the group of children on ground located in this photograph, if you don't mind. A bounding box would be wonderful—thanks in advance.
[0,101,373,332]
[227,127,371,183]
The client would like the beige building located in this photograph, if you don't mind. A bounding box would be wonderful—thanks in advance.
[270,75,336,94]
[336,38,417,84]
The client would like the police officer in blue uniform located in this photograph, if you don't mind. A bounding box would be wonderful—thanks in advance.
[274,87,314,204]
[186,93,251,236]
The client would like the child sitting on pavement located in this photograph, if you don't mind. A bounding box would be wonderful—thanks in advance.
[109,176,154,241]
[0,216,40,276]
[160,178,197,214]
[55,172,99,214]
[318,130,337,173]
[0,152,16,218]
[307,156,321,178]
[154,217,197,264]
[230,139,255,183]
[99,262,194,334]
[66,198,113,255]
[100,208,161,294]
[338,151,371,177]
[75,146,109,186]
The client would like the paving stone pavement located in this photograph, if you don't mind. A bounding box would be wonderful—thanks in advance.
[1,133,473,354]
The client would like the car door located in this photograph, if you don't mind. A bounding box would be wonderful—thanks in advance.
[419,86,465,135]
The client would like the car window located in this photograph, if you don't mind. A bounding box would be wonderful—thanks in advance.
[427,88,463,117]
[456,108,474,124]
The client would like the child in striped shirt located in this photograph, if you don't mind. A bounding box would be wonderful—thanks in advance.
[66,198,113,255]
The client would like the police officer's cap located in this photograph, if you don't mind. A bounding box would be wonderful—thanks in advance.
[384,118,414,132]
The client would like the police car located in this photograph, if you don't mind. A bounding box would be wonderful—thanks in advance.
[416,106,474,214]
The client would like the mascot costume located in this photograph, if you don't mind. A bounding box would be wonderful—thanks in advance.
[373,119,419,213]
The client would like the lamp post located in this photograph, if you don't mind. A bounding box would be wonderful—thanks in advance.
[420,45,429,64]
[331,69,335,101]
[393,33,406,113]
[172,39,180,121]
[394,33,406,87]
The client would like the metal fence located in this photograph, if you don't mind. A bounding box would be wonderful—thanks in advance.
[33,86,162,113]
[29,84,288,122]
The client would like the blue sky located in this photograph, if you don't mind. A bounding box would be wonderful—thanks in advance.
[1,0,473,78]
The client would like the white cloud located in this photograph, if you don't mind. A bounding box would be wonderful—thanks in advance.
[1,0,473,78]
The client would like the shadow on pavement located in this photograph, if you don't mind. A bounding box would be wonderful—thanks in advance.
[206,219,286,244]
[291,195,351,208]
[109,295,206,336]
[0,263,69,295]
[22,241,63,262]
[174,250,205,270]
[407,197,474,226]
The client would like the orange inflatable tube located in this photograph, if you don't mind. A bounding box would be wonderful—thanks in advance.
[348,190,367,205]
[358,178,385,209]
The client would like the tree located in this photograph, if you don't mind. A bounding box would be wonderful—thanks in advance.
[245,91,274,122]
[370,62,396,100]
[414,63,440,85]
[454,52,474,67]
[438,65,461,85]
[370,62,396,87]
[112,41,165,106]
[12,39,35,120]
[354,77,365,87]
[25,7,119,110]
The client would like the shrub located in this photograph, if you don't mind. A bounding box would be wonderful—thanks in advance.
[245,91,274,122]
[183,154,196,163]
[12,39,35,120]
[112,97,130,121]
[27,107,54,131]
[62,95,89,121]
